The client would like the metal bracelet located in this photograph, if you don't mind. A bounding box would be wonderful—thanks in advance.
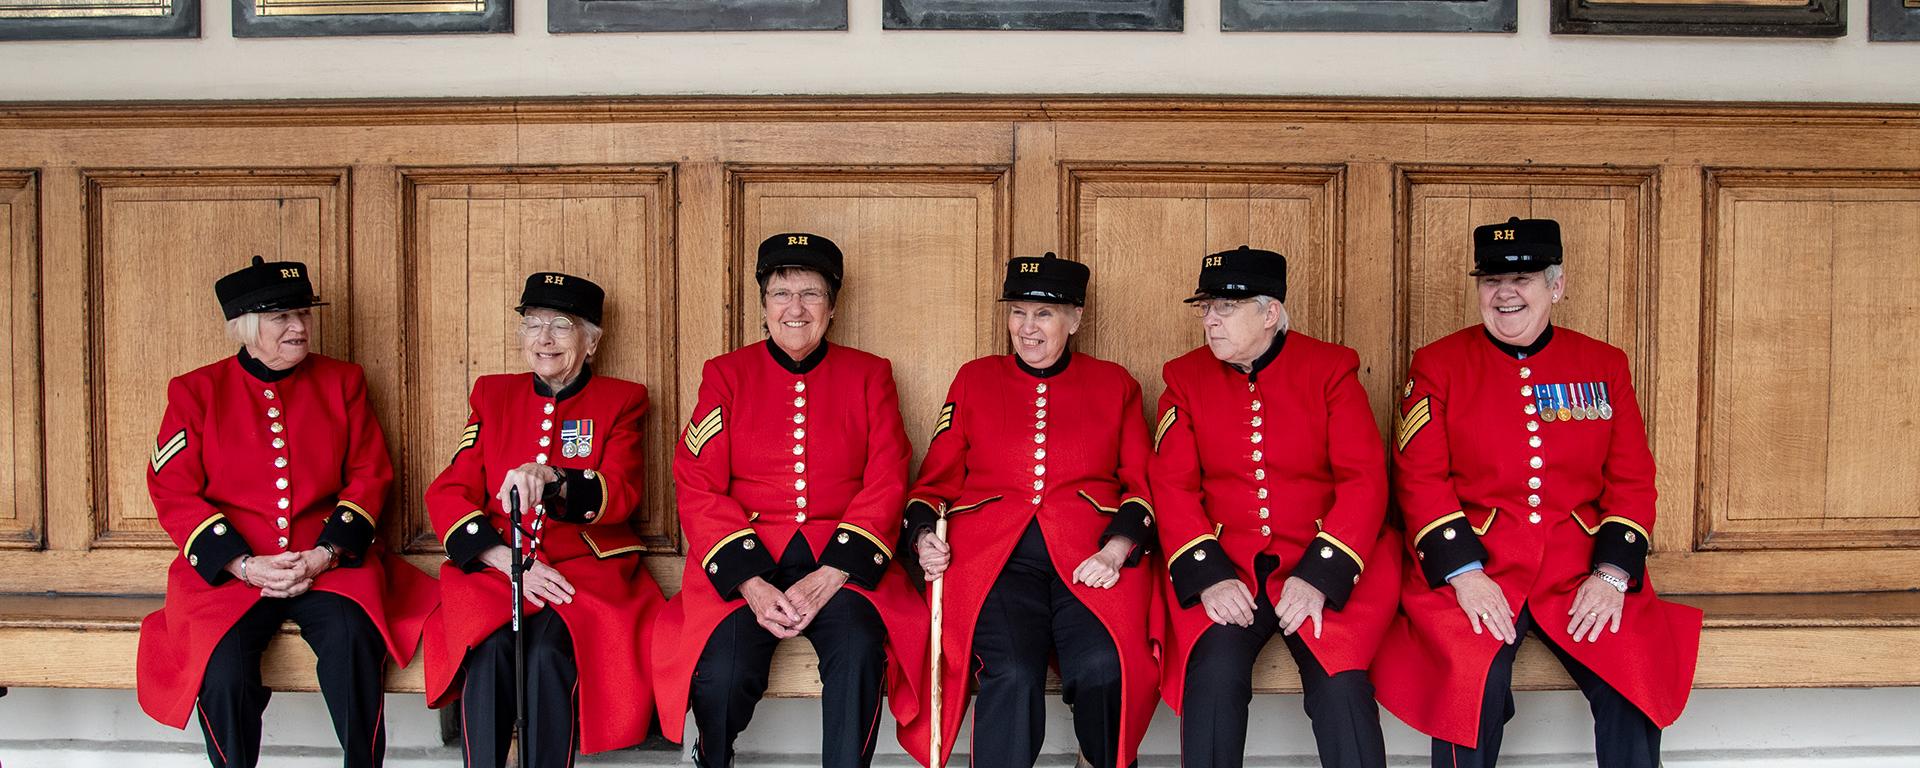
[239,555,252,585]
[1592,569,1629,593]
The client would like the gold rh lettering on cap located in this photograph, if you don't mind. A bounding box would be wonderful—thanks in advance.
[1204,256,1223,267]
[788,235,809,245]
[1494,230,1514,241]
[1019,263,1039,273]
[279,268,300,278]
[544,275,566,285]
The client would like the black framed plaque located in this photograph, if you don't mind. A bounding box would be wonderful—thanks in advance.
[1870,0,1920,40]
[550,0,844,32]
[1551,0,1845,37]
[1223,0,1515,33]
[0,0,197,40]
[883,0,1180,31]
[231,0,509,37]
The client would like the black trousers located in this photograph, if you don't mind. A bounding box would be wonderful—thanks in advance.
[970,520,1125,768]
[1181,554,1385,768]
[690,535,888,768]
[461,606,579,768]
[1433,606,1661,768]
[196,590,388,768]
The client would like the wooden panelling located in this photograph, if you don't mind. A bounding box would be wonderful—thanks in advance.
[0,173,40,549]
[1396,165,1656,377]
[84,169,348,548]
[1700,169,1920,551]
[0,97,1906,608]
[728,167,1009,472]
[1065,165,1345,410]
[402,167,678,551]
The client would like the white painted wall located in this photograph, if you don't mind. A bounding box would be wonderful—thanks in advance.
[0,0,1917,102]
[4,686,1920,766]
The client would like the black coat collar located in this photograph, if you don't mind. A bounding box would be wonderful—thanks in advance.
[766,339,830,375]
[237,348,298,383]
[533,363,593,402]
[1014,350,1073,379]
[1232,330,1288,383]
[1485,324,1554,360]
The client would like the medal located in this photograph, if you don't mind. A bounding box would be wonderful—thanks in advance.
[1598,382,1614,420]
[1538,383,1554,422]
[1570,383,1587,421]
[1583,383,1601,420]
[1556,384,1573,422]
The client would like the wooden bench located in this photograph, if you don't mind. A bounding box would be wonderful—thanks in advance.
[3,592,1917,695]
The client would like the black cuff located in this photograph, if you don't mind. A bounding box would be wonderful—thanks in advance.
[186,516,252,586]
[1591,520,1649,589]
[315,503,376,568]
[821,525,891,590]
[1099,500,1156,567]
[1169,538,1236,608]
[544,469,608,524]
[897,500,941,584]
[705,530,777,600]
[1290,535,1362,610]
[444,513,505,573]
[1416,515,1488,588]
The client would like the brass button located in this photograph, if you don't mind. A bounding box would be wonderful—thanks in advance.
[275,457,288,468]
[341,511,353,523]
[277,498,290,510]
[794,414,805,424]
[1031,495,1042,504]
[541,419,553,431]
[1527,421,1539,433]
[272,438,286,449]
[1625,531,1638,544]
[276,478,289,490]
[1251,416,1263,427]
[794,397,807,408]
[1254,469,1266,481]
[1521,385,1533,397]
[794,381,806,393]
[1256,488,1268,499]
[1527,494,1541,507]
[1520,367,1532,379]
[793,428,806,440]
[1252,450,1264,462]
[544,402,555,414]
[1033,448,1046,460]
[796,497,809,508]
[213,523,228,536]
[536,453,548,464]
[1033,465,1045,476]
[708,563,719,574]
[837,532,850,544]
[1251,432,1264,444]
[1036,383,1048,394]
[793,445,805,456]
[1442,528,1457,541]
[1251,400,1263,411]
[794,462,806,473]
[189,555,199,566]
[276,516,288,529]
[795,479,807,491]
[1529,512,1542,524]
[1032,480,1044,491]
[1036,397,1048,408]
[270,422,284,434]
[1528,477,1542,489]
[277,536,289,548]
[742,539,755,550]
[1258,508,1270,519]
[872,553,885,565]
[1321,546,1334,559]
[1260,525,1271,536]
[267,407,281,418]
[263,389,276,400]
[540,436,551,447]
[1530,457,1543,469]
[466,522,480,534]
[1525,404,1537,415]
[795,512,808,522]
[1529,436,1542,448]
[1193,549,1206,562]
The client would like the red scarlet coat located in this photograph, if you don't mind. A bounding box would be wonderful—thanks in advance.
[138,353,436,729]
[1371,326,1702,747]
[1149,333,1402,712]
[654,341,928,762]
[423,368,665,754]
[897,353,1163,768]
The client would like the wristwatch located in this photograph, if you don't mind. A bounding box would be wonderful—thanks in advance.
[1592,568,1629,593]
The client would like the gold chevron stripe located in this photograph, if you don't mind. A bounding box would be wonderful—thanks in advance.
[1395,397,1432,452]
[151,430,188,473]
[684,407,724,457]
[932,402,955,439]
[1153,407,1178,452]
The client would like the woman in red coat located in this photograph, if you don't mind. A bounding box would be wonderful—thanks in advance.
[901,253,1160,768]
[138,256,435,768]
[1150,247,1401,768]
[654,233,926,768]
[424,272,666,767]
[1371,218,1702,768]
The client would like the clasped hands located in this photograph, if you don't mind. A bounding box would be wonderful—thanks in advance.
[914,532,1134,590]
[225,547,334,599]
[740,567,850,639]
[1199,576,1327,637]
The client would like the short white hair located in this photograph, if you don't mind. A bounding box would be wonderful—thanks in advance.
[1252,295,1290,333]
[225,313,261,347]
[1544,264,1565,285]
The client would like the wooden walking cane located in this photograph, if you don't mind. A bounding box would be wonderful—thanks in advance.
[928,511,949,768]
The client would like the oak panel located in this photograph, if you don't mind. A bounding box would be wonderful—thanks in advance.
[729,168,1008,474]
[0,173,40,549]
[1701,170,1920,550]
[402,167,679,552]
[85,170,349,548]
[1065,165,1345,411]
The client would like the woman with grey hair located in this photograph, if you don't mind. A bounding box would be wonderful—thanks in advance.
[138,256,436,768]
[424,271,666,766]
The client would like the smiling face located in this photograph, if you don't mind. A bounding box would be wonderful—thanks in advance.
[1006,300,1083,370]
[246,308,313,370]
[1476,269,1563,347]
[762,268,834,360]
[519,307,596,385]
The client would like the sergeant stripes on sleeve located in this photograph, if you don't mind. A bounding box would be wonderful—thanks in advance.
[932,402,955,439]
[1153,407,1178,452]
[1395,397,1431,453]
[151,429,189,473]
[684,406,724,457]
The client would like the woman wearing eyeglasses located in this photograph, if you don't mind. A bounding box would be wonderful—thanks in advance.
[423,271,666,767]
[655,233,927,768]
[1150,247,1401,768]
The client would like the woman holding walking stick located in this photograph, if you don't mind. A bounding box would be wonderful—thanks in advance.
[424,272,665,767]
[902,253,1162,768]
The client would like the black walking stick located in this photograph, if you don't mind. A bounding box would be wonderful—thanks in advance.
[509,486,530,768]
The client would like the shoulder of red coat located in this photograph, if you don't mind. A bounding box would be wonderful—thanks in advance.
[1162,346,1214,378]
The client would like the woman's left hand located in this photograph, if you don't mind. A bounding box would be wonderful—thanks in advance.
[1567,566,1628,642]
[784,566,850,631]
[495,462,559,512]
[1275,576,1327,638]
[1071,537,1132,589]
